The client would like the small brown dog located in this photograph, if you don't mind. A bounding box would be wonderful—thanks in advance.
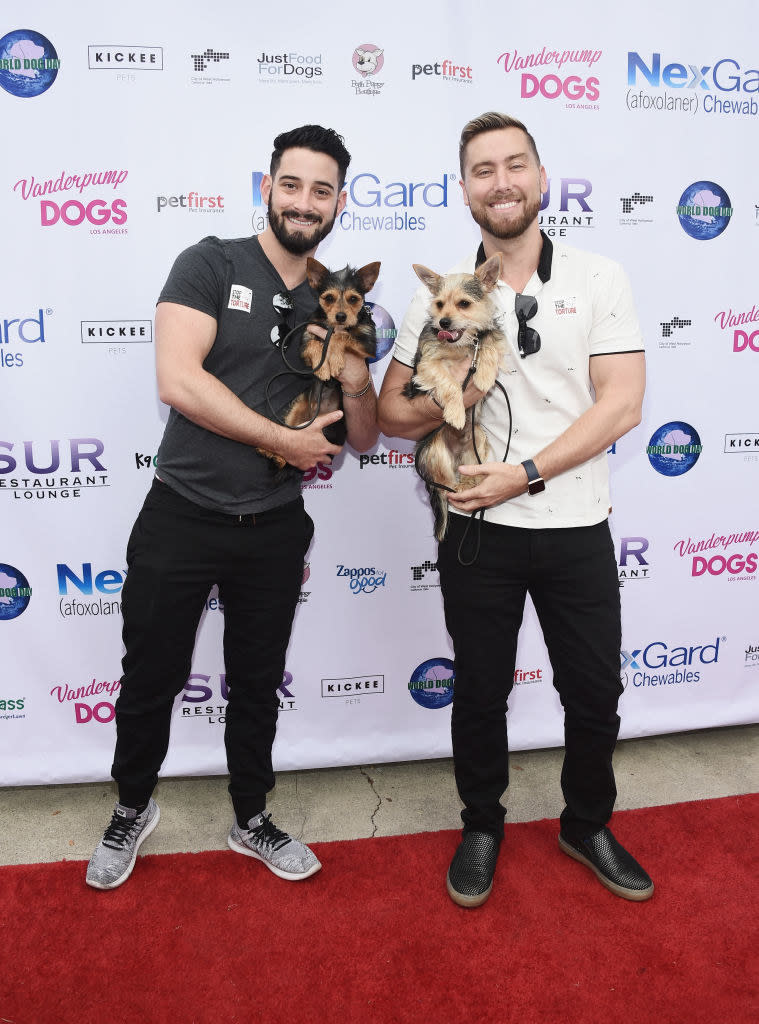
[403,253,506,539]
[260,257,381,468]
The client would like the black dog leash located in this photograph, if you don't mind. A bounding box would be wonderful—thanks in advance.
[264,322,335,430]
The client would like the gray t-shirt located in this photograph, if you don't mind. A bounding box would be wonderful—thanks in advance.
[156,234,317,514]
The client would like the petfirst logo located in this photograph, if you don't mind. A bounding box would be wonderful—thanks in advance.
[0,30,60,97]
[538,177,593,236]
[302,461,333,491]
[359,448,415,470]
[13,168,128,234]
[0,438,108,502]
[410,558,439,593]
[49,677,120,724]
[352,44,384,96]
[57,562,125,618]
[367,303,396,362]
[497,46,601,108]
[514,667,543,685]
[659,315,693,351]
[617,536,651,586]
[714,304,759,353]
[677,181,732,240]
[321,674,384,699]
[619,191,654,227]
[156,192,224,214]
[646,422,702,476]
[0,306,51,372]
[0,564,32,621]
[673,530,759,581]
[0,695,25,720]
[408,657,454,709]
[621,636,724,689]
[411,58,472,84]
[190,48,230,84]
[339,170,453,233]
[88,46,163,70]
[181,671,297,722]
[81,320,152,344]
[627,52,759,117]
[336,564,387,595]
[745,643,759,668]
[257,51,323,82]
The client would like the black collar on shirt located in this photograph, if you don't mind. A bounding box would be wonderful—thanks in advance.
[475,230,553,283]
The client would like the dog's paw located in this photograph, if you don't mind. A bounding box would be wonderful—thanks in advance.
[256,447,287,470]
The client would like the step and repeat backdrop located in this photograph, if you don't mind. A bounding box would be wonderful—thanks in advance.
[2,1,757,786]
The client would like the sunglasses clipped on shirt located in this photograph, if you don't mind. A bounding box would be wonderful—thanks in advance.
[514,293,541,359]
[270,289,295,347]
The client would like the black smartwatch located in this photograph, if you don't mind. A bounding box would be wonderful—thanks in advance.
[521,459,545,496]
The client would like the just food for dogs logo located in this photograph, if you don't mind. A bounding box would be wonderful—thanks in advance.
[257,50,323,83]
[351,43,384,96]
[0,30,60,97]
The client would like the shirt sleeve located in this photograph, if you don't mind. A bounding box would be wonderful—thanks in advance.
[589,259,644,356]
[157,236,227,320]
[391,283,431,367]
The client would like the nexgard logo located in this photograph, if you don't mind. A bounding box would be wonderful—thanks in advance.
[621,637,724,688]
[339,171,453,233]
[0,307,50,371]
[627,51,759,117]
[57,562,125,618]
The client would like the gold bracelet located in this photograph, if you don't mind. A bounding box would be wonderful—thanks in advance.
[342,376,373,399]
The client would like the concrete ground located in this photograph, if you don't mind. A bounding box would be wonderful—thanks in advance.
[0,723,756,867]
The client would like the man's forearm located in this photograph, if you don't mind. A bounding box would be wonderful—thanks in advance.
[343,380,380,452]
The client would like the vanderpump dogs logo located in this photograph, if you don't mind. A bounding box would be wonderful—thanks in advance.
[539,176,594,236]
[677,181,732,240]
[0,30,60,97]
[627,51,759,117]
[336,563,387,595]
[408,657,454,709]
[13,167,128,234]
[411,57,473,84]
[715,303,759,353]
[57,562,125,618]
[659,316,693,351]
[0,564,32,621]
[49,677,120,724]
[621,636,724,689]
[351,43,385,96]
[88,46,163,70]
[497,45,601,108]
[646,422,702,476]
[617,536,652,586]
[0,305,52,371]
[339,170,454,234]
[302,462,333,490]
[0,438,108,502]
[673,530,759,581]
[257,50,323,82]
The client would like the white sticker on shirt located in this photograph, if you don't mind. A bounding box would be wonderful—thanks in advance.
[228,285,253,313]
[554,297,577,316]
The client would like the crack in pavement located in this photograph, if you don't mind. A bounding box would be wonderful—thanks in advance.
[359,767,383,837]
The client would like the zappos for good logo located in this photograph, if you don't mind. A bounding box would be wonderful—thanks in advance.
[677,181,732,239]
[0,563,32,620]
[408,657,454,709]
[0,30,60,97]
[366,302,396,361]
[646,421,702,476]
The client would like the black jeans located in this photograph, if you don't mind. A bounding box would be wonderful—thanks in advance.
[437,514,622,842]
[112,479,313,824]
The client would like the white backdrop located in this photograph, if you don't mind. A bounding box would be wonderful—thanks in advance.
[1,0,757,786]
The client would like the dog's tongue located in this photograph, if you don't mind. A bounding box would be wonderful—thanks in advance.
[437,329,462,342]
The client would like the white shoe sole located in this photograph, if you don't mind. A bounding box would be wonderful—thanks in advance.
[86,804,161,891]
[227,834,322,881]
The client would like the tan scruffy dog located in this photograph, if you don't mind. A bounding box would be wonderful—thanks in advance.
[402,253,506,540]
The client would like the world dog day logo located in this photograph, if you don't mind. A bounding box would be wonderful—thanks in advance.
[497,45,601,108]
[0,30,60,97]
[351,43,384,96]
[676,181,732,239]
[646,421,702,476]
[13,167,128,234]
[366,303,396,362]
[0,563,32,621]
[408,657,454,709]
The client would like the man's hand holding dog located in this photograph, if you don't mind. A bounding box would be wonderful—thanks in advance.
[447,462,530,512]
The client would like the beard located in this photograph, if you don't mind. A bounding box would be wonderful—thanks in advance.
[267,199,337,255]
[468,191,541,241]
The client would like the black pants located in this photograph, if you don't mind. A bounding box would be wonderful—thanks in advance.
[112,479,313,824]
[437,514,622,842]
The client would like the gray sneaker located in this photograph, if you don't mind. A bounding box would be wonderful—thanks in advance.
[85,799,160,890]
[227,812,321,880]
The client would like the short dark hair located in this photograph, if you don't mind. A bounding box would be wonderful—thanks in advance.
[270,125,351,190]
[459,112,541,178]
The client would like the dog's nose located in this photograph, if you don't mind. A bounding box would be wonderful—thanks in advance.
[335,312,347,323]
[439,317,451,329]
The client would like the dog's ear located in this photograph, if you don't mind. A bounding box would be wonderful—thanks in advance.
[306,257,330,292]
[474,253,502,293]
[413,264,443,294]
[355,262,381,294]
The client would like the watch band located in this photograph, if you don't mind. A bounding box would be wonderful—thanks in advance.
[521,459,545,496]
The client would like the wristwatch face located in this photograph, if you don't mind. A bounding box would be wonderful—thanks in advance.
[528,478,546,495]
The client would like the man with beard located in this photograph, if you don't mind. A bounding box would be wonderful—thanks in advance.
[87,125,378,890]
[378,112,651,907]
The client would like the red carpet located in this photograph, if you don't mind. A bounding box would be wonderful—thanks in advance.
[1,794,757,1024]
